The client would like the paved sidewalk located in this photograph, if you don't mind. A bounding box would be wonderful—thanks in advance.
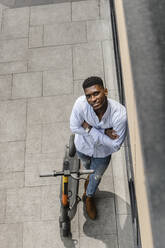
[0,0,134,247]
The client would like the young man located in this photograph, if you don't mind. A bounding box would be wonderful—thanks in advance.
[70,76,127,220]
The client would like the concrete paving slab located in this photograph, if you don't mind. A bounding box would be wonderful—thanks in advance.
[87,19,111,41]
[0,8,2,28]
[42,122,71,153]
[0,100,26,142]
[44,22,87,46]
[25,153,62,187]
[97,173,114,193]
[15,0,53,7]
[73,42,104,80]
[72,0,99,21]
[41,184,61,220]
[116,214,135,248]
[0,38,28,63]
[0,172,24,189]
[79,234,118,248]
[1,7,29,39]
[0,190,6,223]
[0,141,25,173]
[0,1,15,9]
[12,72,42,99]
[0,74,12,100]
[112,147,127,179]
[109,89,120,102]
[23,220,79,248]
[43,69,73,96]
[28,46,72,71]
[102,40,118,90]
[112,149,131,215]
[73,80,84,97]
[100,0,111,21]
[26,124,42,153]
[29,25,43,48]
[0,223,22,248]
[6,187,41,223]
[27,96,74,125]
[0,61,27,75]
[30,3,71,25]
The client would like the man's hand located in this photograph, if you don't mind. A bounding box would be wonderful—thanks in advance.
[105,128,119,140]
[82,121,92,130]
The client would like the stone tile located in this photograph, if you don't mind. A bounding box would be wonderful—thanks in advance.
[44,21,87,46]
[6,187,41,223]
[0,190,6,223]
[25,153,63,187]
[0,38,28,63]
[0,8,2,29]
[73,80,84,98]
[1,7,29,39]
[0,141,25,173]
[0,100,26,142]
[114,193,131,216]
[0,0,16,8]
[26,124,42,153]
[87,20,111,41]
[109,89,120,102]
[73,42,104,80]
[0,74,12,100]
[72,0,99,21]
[0,61,27,75]
[28,46,72,71]
[79,197,116,236]
[116,214,135,248]
[23,220,79,248]
[102,40,118,91]
[80,234,118,248]
[30,3,71,25]
[42,122,71,153]
[112,148,131,215]
[27,95,74,125]
[29,25,43,48]
[15,0,53,7]
[43,69,73,96]
[0,172,24,189]
[100,0,111,21]
[0,223,22,248]
[97,173,114,194]
[41,185,60,220]
[12,72,42,99]
[112,147,127,179]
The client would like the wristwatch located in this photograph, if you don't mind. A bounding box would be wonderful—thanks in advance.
[85,126,91,133]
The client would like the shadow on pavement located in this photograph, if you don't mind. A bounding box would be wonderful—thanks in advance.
[82,190,131,248]
[60,232,78,248]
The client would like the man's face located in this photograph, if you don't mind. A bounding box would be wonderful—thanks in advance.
[84,84,108,111]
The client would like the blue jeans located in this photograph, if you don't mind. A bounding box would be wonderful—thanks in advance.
[76,150,111,197]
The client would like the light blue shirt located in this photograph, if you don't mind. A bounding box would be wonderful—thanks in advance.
[70,95,127,158]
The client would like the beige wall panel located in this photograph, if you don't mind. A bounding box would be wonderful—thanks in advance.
[114,1,154,247]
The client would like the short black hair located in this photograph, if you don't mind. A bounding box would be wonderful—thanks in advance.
[82,76,104,90]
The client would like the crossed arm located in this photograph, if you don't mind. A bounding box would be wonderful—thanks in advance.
[70,105,127,153]
[82,120,119,140]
